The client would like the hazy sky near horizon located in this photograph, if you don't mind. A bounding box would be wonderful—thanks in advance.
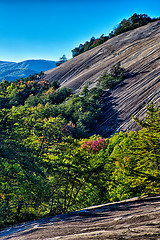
[0,0,160,62]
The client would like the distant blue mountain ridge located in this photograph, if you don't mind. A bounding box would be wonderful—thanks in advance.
[0,59,57,82]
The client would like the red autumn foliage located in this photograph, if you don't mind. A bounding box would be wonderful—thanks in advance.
[81,138,108,154]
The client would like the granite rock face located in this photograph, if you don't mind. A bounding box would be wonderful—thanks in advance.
[46,21,160,136]
[0,196,160,240]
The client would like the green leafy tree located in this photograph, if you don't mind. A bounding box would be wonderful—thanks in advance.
[56,54,67,66]
[98,63,126,89]
[108,103,160,201]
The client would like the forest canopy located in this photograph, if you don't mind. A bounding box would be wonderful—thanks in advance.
[0,67,159,228]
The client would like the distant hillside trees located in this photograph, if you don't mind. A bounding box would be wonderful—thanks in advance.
[72,35,109,58]
[114,13,154,36]
[71,13,159,57]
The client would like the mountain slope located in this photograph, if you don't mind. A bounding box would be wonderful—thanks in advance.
[46,21,160,136]
[0,59,57,82]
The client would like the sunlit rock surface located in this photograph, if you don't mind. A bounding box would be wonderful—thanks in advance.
[46,21,160,136]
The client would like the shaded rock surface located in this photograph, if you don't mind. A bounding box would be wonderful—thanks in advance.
[46,21,160,136]
[0,196,160,240]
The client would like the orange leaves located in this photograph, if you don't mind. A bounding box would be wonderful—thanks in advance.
[0,193,5,200]
[43,87,55,96]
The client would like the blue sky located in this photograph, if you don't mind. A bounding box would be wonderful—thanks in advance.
[0,0,160,62]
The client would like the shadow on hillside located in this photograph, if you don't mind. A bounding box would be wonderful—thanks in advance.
[90,71,136,138]
[90,91,122,137]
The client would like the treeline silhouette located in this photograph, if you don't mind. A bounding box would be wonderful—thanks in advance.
[72,13,160,57]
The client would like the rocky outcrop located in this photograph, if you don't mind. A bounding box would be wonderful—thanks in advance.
[46,21,160,136]
[1,196,160,239]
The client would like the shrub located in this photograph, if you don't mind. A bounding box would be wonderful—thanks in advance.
[81,138,108,154]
